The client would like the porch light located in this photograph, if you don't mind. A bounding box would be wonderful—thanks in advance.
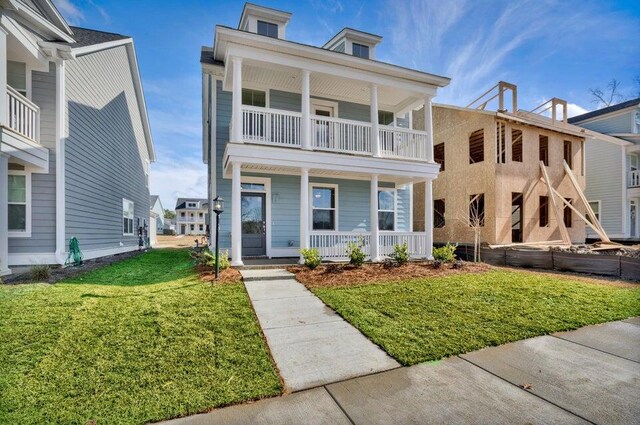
[213,196,224,279]
[213,197,224,214]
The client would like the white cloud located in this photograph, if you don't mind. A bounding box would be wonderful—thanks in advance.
[53,0,84,24]
[566,103,590,118]
[150,152,207,210]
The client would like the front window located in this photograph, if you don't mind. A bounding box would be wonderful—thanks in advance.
[242,89,266,107]
[180,212,185,217]
[123,199,134,236]
[8,171,30,235]
[352,43,370,59]
[312,186,336,230]
[378,189,396,231]
[257,20,278,38]
[378,110,394,126]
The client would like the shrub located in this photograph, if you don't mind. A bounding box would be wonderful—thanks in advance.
[300,248,322,270]
[452,260,464,269]
[191,247,230,270]
[346,239,366,267]
[432,242,457,263]
[391,242,410,266]
[30,264,51,281]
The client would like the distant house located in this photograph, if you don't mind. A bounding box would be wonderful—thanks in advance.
[150,195,165,233]
[175,198,208,235]
[569,99,640,240]
[1,1,154,275]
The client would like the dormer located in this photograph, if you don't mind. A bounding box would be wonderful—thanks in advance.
[238,3,292,39]
[323,28,382,60]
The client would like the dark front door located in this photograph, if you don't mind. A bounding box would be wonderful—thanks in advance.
[241,192,267,256]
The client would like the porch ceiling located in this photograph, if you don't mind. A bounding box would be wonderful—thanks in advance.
[241,60,423,113]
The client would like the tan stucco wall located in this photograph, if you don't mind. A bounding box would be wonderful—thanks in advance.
[414,105,586,245]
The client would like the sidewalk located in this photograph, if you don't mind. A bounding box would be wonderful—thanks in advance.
[161,318,640,425]
[240,269,399,391]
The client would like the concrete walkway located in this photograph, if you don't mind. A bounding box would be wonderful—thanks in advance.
[161,318,640,425]
[239,269,399,392]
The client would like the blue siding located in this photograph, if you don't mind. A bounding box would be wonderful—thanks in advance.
[578,111,635,134]
[269,89,371,122]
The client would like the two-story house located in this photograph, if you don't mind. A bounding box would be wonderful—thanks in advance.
[201,3,449,265]
[1,0,154,275]
[175,198,208,236]
[150,195,165,234]
[569,98,640,241]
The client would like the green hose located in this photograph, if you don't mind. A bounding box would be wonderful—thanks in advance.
[65,237,84,267]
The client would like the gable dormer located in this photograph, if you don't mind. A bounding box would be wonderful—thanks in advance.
[238,3,292,39]
[323,28,382,60]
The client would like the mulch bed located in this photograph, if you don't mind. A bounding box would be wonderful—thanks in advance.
[197,266,243,284]
[288,261,491,288]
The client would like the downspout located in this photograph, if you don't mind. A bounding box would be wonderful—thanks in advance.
[54,59,66,264]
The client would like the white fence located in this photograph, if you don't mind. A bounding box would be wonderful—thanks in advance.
[311,115,372,155]
[6,85,39,141]
[310,231,429,260]
[242,105,301,147]
[628,170,640,188]
[379,125,428,160]
[379,232,429,257]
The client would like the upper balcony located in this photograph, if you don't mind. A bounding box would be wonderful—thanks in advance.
[629,170,640,188]
[5,85,40,143]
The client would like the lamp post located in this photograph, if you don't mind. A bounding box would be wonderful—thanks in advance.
[212,196,225,279]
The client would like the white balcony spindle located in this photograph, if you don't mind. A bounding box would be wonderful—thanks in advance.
[5,86,40,142]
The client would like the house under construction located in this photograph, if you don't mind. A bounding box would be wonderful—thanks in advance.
[413,82,617,247]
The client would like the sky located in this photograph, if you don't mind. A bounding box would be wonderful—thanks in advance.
[52,0,640,210]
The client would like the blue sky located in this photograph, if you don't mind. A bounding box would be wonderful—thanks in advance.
[52,0,640,209]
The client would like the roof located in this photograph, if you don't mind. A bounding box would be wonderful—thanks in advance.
[150,195,159,206]
[200,47,224,66]
[59,27,130,48]
[568,98,640,124]
[323,27,383,49]
[175,198,209,210]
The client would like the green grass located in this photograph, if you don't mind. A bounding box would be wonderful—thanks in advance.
[0,249,281,425]
[312,270,640,366]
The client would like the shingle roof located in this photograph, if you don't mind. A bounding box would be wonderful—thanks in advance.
[150,195,159,206]
[200,47,224,66]
[58,26,130,48]
[175,198,208,210]
[569,97,640,124]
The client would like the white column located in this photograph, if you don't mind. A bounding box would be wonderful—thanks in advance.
[54,60,66,265]
[301,70,311,150]
[424,96,434,162]
[0,28,8,127]
[370,84,380,157]
[370,174,380,261]
[231,57,243,143]
[0,153,10,275]
[424,179,433,259]
[299,168,309,263]
[231,161,243,266]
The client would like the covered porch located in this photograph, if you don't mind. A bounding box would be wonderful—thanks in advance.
[221,144,438,266]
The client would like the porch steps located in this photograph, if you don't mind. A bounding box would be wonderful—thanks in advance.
[240,269,296,282]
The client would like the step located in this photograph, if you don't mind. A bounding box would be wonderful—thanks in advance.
[240,268,296,282]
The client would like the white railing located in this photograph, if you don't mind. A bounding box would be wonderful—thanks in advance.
[628,170,640,188]
[242,105,301,147]
[379,232,429,257]
[310,231,371,260]
[311,115,372,155]
[379,125,428,160]
[6,85,39,142]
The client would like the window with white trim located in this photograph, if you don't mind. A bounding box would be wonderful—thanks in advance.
[587,201,601,224]
[187,202,197,208]
[257,20,278,38]
[311,185,337,230]
[8,170,30,235]
[378,189,396,231]
[123,199,134,236]
[352,43,370,59]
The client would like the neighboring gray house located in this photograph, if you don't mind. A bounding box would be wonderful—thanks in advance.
[569,98,640,240]
[150,195,165,233]
[175,198,208,236]
[1,1,154,275]
[201,3,449,265]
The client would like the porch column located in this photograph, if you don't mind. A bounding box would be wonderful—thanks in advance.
[370,174,380,261]
[299,168,309,263]
[301,70,311,150]
[370,84,380,157]
[424,179,434,259]
[424,96,434,162]
[0,153,10,275]
[231,57,243,143]
[0,28,7,127]
[231,161,244,266]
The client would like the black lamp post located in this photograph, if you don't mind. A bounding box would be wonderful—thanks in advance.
[212,196,225,279]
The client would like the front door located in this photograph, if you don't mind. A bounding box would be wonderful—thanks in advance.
[241,192,267,256]
[313,104,335,149]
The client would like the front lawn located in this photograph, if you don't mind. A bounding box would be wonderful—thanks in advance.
[312,269,640,365]
[0,249,281,425]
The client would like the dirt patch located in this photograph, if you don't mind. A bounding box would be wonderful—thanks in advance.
[4,250,144,284]
[288,261,491,288]
[497,266,640,289]
[197,266,243,284]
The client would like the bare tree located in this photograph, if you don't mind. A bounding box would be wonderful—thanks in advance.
[635,75,640,98]
[455,195,484,262]
[589,79,625,107]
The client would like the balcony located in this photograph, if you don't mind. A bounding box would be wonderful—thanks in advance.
[239,105,429,160]
[6,86,40,142]
[629,170,640,188]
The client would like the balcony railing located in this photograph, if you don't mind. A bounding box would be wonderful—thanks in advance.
[238,106,429,160]
[310,231,429,260]
[629,170,640,188]
[6,86,39,142]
